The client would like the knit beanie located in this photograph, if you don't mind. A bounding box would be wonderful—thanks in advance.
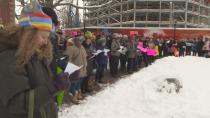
[97,37,106,44]
[18,1,52,32]
[85,31,93,39]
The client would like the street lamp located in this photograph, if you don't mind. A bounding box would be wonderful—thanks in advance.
[83,1,86,34]
[174,20,177,40]
[84,7,86,33]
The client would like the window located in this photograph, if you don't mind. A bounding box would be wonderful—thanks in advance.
[161,13,170,21]
[161,2,170,9]
[136,13,146,21]
[148,12,159,21]
[147,24,159,27]
[136,1,148,9]
[148,2,160,9]
[135,23,145,27]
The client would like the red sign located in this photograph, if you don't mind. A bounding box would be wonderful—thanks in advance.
[130,31,138,36]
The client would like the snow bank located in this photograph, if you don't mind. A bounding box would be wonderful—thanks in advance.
[60,56,210,118]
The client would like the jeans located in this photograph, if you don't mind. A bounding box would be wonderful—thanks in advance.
[134,56,142,69]
[69,79,83,95]
[142,54,149,67]
[95,64,106,82]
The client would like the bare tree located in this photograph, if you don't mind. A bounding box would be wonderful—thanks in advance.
[38,0,66,8]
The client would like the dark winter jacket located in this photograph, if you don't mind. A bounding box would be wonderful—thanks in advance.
[0,38,58,118]
[84,44,95,76]
[197,40,205,51]
[178,41,186,51]
[96,45,108,65]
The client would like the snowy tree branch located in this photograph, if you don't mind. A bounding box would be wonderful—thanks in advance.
[56,0,113,9]
[53,0,65,8]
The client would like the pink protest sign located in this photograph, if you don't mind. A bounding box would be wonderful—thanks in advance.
[71,32,78,37]
[140,47,147,53]
[138,42,147,52]
[138,42,143,48]
[147,48,156,56]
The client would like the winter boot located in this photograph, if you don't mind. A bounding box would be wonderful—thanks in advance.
[71,91,79,104]
[77,90,84,100]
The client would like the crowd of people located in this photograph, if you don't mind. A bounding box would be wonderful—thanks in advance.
[0,1,210,118]
[58,31,210,104]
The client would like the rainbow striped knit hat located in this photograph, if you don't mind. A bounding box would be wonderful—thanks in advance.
[18,1,52,32]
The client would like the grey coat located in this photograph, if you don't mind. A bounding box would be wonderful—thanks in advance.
[126,40,136,58]
[111,39,121,57]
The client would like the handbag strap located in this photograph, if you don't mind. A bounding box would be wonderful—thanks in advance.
[28,90,35,118]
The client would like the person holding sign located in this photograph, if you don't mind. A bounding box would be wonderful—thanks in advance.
[64,35,87,104]
[119,35,128,72]
[95,37,108,83]
[147,40,156,64]
[0,1,71,118]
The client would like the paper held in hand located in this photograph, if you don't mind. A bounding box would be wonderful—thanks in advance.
[118,46,127,55]
[93,49,110,56]
[64,62,83,75]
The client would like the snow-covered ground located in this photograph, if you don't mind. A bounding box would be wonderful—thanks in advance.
[59,56,210,118]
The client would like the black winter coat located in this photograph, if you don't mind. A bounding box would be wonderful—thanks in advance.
[0,39,58,118]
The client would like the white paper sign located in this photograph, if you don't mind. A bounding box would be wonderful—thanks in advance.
[104,49,110,53]
[118,46,127,55]
[64,62,83,75]
[93,49,110,56]
[103,49,110,56]
[93,50,102,56]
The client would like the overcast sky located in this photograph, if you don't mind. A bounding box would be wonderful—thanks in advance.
[15,0,84,22]
[15,0,84,13]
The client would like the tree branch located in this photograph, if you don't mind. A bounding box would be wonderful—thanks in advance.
[54,7,66,13]
[56,0,113,9]
[53,0,65,8]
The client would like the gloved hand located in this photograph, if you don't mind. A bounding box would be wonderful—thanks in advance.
[54,72,71,91]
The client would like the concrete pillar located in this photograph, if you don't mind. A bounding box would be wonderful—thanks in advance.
[134,0,136,27]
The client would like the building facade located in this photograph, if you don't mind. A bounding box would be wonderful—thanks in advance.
[84,0,210,28]
[0,0,15,27]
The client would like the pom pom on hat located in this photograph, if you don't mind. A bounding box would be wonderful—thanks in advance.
[85,31,93,39]
[18,0,52,32]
